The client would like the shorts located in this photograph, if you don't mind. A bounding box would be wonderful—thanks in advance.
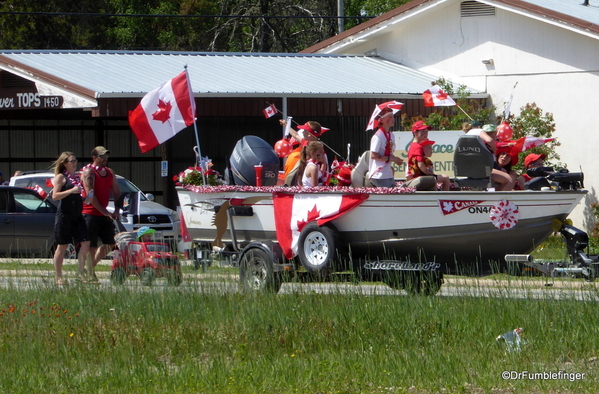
[54,214,90,245]
[84,214,116,248]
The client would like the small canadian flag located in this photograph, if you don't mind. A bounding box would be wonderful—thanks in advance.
[32,185,48,198]
[263,104,277,119]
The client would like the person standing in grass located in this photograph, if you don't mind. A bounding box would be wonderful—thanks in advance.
[82,146,121,283]
[51,151,90,285]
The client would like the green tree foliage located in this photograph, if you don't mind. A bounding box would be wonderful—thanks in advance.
[1,0,380,51]
[344,0,410,29]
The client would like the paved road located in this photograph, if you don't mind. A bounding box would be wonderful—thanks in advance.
[1,265,598,301]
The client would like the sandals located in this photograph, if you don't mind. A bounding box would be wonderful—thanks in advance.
[55,278,69,286]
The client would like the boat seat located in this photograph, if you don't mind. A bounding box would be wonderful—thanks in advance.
[453,135,494,190]
[351,151,373,187]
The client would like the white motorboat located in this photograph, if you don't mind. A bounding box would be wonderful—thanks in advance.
[176,135,589,294]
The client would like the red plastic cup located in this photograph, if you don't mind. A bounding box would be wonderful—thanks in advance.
[254,164,263,186]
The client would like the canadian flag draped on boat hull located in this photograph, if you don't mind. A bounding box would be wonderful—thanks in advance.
[273,192,369,259]
[128,71,195,153]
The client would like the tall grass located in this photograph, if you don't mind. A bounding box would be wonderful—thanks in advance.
[0,277,597,393]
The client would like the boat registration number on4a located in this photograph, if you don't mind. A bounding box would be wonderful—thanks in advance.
[364,261,441,271]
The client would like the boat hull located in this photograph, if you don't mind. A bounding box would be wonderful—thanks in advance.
[177,187,586,275]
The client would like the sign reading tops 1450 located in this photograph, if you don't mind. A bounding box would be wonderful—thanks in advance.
[0,93,64,110]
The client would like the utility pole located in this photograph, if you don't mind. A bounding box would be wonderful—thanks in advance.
[338,0,344,33]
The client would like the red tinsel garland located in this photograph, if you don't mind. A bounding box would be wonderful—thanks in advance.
[181,184,416,194]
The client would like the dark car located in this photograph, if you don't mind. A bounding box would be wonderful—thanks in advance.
[0,186,57,257]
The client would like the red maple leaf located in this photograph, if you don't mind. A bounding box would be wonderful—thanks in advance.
[152,99,173,123]
[296,204,321,233]
[435,89,449,101]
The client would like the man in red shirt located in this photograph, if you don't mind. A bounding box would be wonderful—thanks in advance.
[82,146,121,283]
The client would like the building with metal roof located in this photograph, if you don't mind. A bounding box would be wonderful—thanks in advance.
[0,50,485,208]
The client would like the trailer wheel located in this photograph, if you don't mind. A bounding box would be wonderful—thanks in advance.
[110,267,127,285]
[239,248,281,293]
[298,223,339,274]
[140,268,156,286]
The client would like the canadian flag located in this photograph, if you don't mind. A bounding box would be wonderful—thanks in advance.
[32,185,48,198]
[511,136,555,152]
[128,71,195,153]
[423,85,456,107]
[263,104,277,118]
[273,192,368,259]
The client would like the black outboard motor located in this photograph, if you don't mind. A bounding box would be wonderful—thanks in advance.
[547,169,584,190]
[525,167,584,191]
[230,135,279,186]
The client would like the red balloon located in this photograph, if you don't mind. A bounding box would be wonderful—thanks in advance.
[274,139,293,158]
[497,122,513,141]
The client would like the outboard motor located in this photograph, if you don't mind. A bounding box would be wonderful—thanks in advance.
[547,169,584,190]
[525,167,584,191]
[229,136,279,186]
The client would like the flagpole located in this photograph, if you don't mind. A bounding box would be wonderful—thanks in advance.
[457,104,474,121]
[266,101,347,161]
[185,66,206,185]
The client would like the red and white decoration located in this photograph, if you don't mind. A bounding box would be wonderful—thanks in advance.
[490,199,520,230]
[511,136,555,152]
[128,71,195,153]
[263,104,277,118]
[32,185,48,198]
[438,200,484,215]
[365,101,404,131]
[273,192,368,258]
[422,85,456,107]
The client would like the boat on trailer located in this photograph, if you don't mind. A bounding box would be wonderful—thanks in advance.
[176,135,592,295]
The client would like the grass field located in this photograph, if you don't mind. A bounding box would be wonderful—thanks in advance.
[0,236,597,393]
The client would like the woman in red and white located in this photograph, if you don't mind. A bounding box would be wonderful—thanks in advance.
[298,141,327,187]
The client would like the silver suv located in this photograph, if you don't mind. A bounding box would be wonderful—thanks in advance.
[10,171,180,239]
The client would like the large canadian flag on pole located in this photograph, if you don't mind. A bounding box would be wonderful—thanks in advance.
[273,192,368,259]
[128,71,195,153]
[422,85,456,107]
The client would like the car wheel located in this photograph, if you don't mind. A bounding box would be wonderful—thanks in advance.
[239,248,281,293]
[297,223,339,274]
[111,267,127,285]
[140,268,156,286]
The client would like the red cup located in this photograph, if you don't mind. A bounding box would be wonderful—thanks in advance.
[254,164,263,186]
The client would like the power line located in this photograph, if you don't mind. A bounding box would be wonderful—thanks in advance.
[0,11,374,20]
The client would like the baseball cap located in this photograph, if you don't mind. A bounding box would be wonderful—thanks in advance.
[421,139,435,146]
[92,146,110,156]
[411,121,432,132]
[297,122,323,138]
[524,153,546,168]
[136,226,156,241]
[482,124,497,133]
